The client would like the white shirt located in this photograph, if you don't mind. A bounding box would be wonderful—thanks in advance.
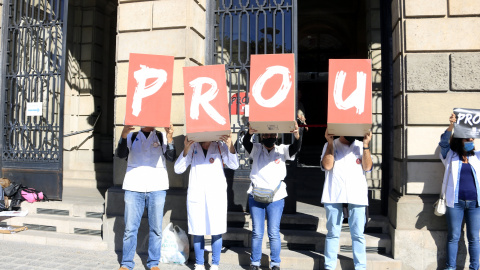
[320,138,369,206]
[122,131,170,192]
[247,143,295,202]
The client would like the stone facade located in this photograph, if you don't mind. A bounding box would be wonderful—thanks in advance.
[0,0,478,268]
[64,0,117,176]
[113,0,206,188]
[391,0,480,268]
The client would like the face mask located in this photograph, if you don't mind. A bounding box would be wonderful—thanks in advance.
[262,138,276,148]
[344,136,362,143]
[464,141,475,152]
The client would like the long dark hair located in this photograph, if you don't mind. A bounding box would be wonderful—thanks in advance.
[450,136,474,160]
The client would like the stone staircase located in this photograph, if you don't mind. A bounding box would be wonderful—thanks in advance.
[0,159,399,270]
[200,203,402,270]
[0,186,107,251]
[102,187,401,269]
[63,162,113,189]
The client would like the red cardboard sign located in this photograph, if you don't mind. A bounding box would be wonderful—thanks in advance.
[249,54,296,133]
[327,59,372,136]
[183,64,231,142]
[125,53,174,127]
[231,92,246,115]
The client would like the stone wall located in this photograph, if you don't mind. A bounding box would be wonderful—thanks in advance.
[390,0,480,268]
[113,0,207,187]
[64,0,116,172]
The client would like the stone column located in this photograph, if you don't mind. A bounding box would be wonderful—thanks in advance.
[390,0,480,269]
[113,0,207,187]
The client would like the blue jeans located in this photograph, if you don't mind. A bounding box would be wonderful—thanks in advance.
[324,203,366,270]
[445,200,480,270]
[194,234,223,265]
[249,195,285,268]
[121,190,166,270]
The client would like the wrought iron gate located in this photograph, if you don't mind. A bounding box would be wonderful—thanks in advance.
[210,0,297,173]
[0,0,68,200]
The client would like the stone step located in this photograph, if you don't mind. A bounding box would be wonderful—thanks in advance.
[223,227,391,253]
[227,211,388,235]
[227,211,321,231]
[19,200,104,218]
[0,229,108,251]
[19,187,105,217]
[103,214,188,253]
[196,247,402,269]
[1,213,102,235]
[63,177,112,188]
[64,170,112,180]
[105,187,187,220]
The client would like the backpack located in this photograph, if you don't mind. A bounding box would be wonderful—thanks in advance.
[8,185,48,210]
[21,188,47,203]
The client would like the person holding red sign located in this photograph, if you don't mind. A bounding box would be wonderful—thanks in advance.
[242,123,301,270]
[320,129,372,270]
[439,113,480,270]
[174,134,239,270]
[116,125,176,270]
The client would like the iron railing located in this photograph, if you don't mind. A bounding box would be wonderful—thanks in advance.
[2,0,66,164]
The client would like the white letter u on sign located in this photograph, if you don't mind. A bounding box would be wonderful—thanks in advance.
[251,65,292,108]
[333,70,366,115]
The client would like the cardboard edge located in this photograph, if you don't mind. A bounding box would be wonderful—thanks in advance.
[249,121,296,134]
[186,130,231,142]
[327,123,372,137]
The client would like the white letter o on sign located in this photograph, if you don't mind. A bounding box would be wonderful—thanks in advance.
[251,65,292,108]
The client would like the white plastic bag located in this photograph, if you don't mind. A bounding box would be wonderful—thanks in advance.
[160,222,189,264]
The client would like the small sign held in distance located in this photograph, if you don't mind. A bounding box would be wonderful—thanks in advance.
[26,102,42,116]
[454,108,480,139]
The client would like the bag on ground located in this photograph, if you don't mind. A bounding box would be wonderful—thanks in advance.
[160,223,189,264]
[21,188,46,203]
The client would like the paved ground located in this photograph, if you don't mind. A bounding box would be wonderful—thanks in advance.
[0,240,253,270]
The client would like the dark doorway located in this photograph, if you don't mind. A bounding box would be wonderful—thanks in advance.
[297,0,367,166]
[295,1,368,204]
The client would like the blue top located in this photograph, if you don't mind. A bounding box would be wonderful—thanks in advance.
[459,163,476,200]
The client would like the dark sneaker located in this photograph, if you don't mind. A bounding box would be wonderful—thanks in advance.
[271,266,280,270]
[250,265,260,270]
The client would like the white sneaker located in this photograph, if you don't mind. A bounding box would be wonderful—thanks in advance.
[195,264,206,270]
[210,265,219,270]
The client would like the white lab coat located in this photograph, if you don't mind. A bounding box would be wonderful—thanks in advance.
[440,149,480,208]
[174,141,239,235]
